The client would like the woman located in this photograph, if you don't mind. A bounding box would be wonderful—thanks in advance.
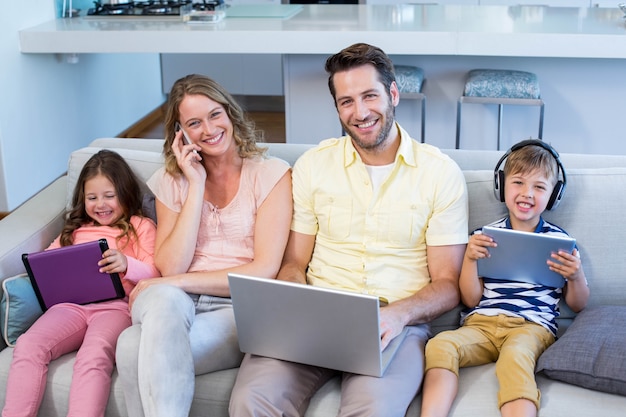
[115,74,292,417]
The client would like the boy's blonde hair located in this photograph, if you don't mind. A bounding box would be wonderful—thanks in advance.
[504,144,558,185]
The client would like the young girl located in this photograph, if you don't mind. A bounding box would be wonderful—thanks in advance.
[2,150,160,417]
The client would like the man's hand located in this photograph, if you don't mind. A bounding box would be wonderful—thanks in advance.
[379,304,406,350]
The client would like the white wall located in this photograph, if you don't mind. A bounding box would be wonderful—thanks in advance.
[0,1,165,212]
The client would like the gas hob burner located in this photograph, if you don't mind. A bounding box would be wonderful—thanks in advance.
[141,5,173,15]
[87,1,195,16]
[135,1,192,14]
[192,0,224,11]
[88,2,135,16]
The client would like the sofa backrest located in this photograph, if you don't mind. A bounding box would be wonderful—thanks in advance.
[75,138,626,333]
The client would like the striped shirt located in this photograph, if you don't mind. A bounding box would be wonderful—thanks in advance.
[461,217,576,336]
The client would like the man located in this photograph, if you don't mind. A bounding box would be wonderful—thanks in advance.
[229,43,469,417]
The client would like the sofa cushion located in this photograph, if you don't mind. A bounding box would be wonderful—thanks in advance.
[0,274,43,347]
[536,305,626,395]
[462,170,507,232]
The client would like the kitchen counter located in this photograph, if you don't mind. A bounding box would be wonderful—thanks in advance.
[18,4,626,154]
[18,4,626,58]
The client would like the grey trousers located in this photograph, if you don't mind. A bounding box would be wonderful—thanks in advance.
[229,324,431,417]
[115,284,244,417]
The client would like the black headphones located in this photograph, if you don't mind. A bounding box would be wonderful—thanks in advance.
[493,139,567,211]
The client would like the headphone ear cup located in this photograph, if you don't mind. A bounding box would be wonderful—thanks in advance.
[547,180,565,210]
[497,170,506,202]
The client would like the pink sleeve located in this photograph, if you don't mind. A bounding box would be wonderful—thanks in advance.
[252,157,290,208]
[146,167,188,213]
[46,236,62,250]
[122,216,160,283]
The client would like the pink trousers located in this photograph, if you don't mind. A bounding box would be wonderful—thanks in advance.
[2,300,130,417]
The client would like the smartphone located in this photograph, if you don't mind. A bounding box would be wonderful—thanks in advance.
[175,122,192,145]
[175,122,198,154]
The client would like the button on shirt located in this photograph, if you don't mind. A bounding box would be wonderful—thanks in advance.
[291,124,469,304]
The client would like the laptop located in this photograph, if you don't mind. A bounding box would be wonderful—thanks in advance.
[22,239,126,311]
[477,226,577,288]
[228,273,407,377]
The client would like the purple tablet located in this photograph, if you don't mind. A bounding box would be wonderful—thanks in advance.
[22,239,125,311]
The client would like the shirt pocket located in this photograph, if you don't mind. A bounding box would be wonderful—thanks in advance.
[314,194,353,240]
[380,201,428,246]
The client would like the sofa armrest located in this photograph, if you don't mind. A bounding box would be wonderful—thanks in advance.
[0,176,67,282]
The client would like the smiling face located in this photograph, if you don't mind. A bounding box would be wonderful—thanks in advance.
[177,93,236,158]
[84,174,123,226]
[333,64,400,156]
[504,168,555,231]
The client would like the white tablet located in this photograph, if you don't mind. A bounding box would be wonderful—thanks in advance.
[476,226,576,288]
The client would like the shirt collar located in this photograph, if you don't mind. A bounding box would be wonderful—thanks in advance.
[504,216,545,232]
[343,122,416,168]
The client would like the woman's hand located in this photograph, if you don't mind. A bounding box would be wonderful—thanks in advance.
[128,276,177,310]
[173,130,205,184]
[99,248,128,274]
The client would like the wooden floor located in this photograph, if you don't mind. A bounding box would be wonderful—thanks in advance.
[127,96,286,143]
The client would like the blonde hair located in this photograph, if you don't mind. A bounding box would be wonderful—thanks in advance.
[162,74,267,175]
[504,144,558,185]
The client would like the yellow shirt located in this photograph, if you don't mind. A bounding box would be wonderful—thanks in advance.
[291,124,468,303]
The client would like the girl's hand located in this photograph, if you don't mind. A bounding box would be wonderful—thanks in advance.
[173,130,205,184]
[99,249,128,274]
[465,232,497,262]
[548,248,584,282]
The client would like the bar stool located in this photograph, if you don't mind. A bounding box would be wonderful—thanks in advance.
[394,65,426,143]
[455,69,544,150]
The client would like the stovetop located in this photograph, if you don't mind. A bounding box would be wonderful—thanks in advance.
[87,1,224,17]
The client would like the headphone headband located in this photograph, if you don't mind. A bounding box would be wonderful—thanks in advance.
[493,139,567,210]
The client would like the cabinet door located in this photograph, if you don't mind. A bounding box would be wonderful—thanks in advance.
[590,1,621,6]
[160,54,284,96]
[366,1,479,4]
[479,0,590,6]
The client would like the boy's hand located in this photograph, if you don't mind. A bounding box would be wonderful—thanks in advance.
[548,248,583,282]
[465,233,497,262]
[98,248,128,274]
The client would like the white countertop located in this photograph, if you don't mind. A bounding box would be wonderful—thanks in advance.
[18,4,626,58]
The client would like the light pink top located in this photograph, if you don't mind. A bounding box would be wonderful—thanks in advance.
[48,215,160,296]
[147,156,289,273]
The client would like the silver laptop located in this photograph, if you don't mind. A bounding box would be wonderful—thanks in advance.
[477,226,576,288]
[228,273,407,377]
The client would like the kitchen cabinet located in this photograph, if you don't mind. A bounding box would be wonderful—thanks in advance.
[19,4,626,153]
[479,1,590,5]
[161,53,284,96]
[365,1,479,4]
[589,1,623,6]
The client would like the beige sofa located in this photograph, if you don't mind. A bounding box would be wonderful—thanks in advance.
[1,137,625,417]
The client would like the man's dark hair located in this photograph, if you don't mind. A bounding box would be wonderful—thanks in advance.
[324,43,396,102]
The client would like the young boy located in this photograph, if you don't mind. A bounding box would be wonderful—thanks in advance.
[420,139,590,417]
